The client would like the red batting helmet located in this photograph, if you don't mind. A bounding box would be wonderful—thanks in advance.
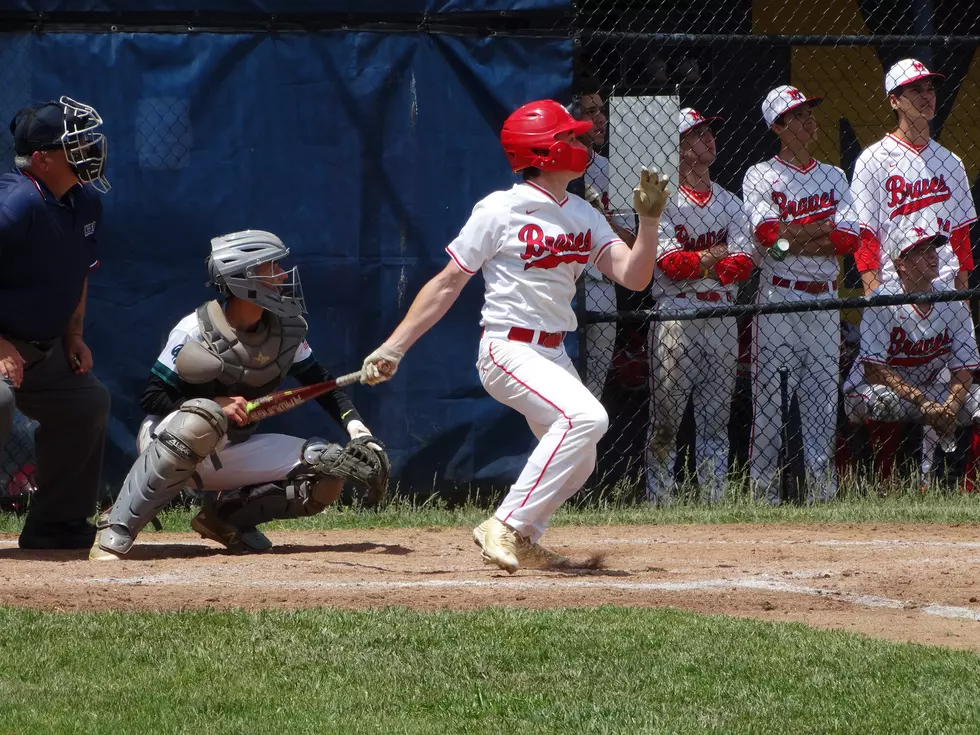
[500,99,593,173]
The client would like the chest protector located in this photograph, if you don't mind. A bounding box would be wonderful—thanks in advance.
[175,300,308,402]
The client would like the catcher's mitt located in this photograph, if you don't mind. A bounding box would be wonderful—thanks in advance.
[328,435,391,506]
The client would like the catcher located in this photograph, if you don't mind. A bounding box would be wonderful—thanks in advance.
[90,229,389,561]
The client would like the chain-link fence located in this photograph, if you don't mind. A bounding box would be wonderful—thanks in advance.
[574,1,980,504]
[3,3,980,510]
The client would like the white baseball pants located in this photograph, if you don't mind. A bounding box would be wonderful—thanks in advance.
[477,332,609,542]
[646,297,738,504]
[750,281,840,503]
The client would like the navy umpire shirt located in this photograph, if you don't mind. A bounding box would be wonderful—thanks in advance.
[0,169,100,343]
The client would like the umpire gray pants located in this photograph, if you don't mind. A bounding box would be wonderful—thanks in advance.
[0,338,110,524]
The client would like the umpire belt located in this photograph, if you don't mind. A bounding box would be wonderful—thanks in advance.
[482,326,564,349]
[771,276,838,294]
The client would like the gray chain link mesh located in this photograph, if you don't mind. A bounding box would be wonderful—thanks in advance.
[574,0,980,503]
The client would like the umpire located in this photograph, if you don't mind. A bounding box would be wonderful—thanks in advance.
[0,96,111,549]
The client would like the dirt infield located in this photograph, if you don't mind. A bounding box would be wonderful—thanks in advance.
[1,523,978,650]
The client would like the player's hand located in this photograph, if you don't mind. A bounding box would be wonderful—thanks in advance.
[921,401,957,434]
[700,244,729,269]
[215,396,249,426]
[632,166,670,219]
[347,419,383,452]
[361,344,404,386]
[63,334,93,373]
[0,338,25,388]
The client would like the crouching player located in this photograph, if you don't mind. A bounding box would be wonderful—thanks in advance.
[91,230,389,560]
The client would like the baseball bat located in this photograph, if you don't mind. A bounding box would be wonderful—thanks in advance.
[245,369,363,421]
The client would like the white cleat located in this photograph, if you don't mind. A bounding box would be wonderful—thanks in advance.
[473,517,520,574]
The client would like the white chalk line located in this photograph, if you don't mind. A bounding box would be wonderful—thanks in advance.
[63,571,980,623]
[595,538,980,549]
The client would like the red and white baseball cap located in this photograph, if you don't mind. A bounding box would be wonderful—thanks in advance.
[886,217,947,260]
[761,85,823,128]
[679,107,723,136]
[885,58,945,96]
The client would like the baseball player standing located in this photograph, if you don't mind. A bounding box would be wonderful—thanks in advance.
[646,108,755,504]
[742,86,861,502]
[91,230,389,560]
[844,220,980,471]
[360,99,669,574]
[850,59,977,476]
[852,59,975,295]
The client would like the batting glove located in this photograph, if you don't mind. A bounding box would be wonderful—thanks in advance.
[632,166,670,219]
[361,344,404,386]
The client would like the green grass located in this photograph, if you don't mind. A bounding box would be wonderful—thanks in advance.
[2,481,980,534]
[0,606,976,734]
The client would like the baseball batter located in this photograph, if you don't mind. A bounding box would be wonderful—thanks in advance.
[91,230,389,560]
[844,220,980,474]
[742,86,861,502]
[360,99,669,574]
[646,108,755,504]
[852,59,976,295]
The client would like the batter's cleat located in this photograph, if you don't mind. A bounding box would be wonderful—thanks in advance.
[515,538,571,569]
[473,517,520,574]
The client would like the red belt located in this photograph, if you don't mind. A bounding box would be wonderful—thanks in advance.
[506,327,564,348]
[676,291,731,303]
[483,326,564,349]
[772,276,837,294]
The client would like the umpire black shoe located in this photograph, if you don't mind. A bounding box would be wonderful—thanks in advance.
[19,519,97,550]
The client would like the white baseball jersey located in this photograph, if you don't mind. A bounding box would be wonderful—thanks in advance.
[446,181,624,334]
[652,183,754,299]
[851,134,977,289]
[845,297,980,391]
[743,156,859,282]
[151,312,313,390]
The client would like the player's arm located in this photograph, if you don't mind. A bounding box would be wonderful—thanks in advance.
[712,199,758,285]
[361,261,472,384]
[849,154,883,294]
[596,168,669,290]
[863,362,931,407]
[944,368,973,417]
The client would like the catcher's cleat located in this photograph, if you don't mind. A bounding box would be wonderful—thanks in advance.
[89,532,124,561]
[473,517,520,574]
[191,508,248,553]
[89,511,124,561]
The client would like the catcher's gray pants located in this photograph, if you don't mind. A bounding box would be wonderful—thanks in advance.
[137,412,306,491]
[0,337,109,524]
[844,383,980,426]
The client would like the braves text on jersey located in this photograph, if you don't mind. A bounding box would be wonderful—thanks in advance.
[653,183,755,299]
[845,298,980,392]
[742,156,860,284]
[446,181,624,335]
[851,134,977,289]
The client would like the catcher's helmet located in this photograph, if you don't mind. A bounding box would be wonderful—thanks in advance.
[206,230,307,318]
[500,99,593,174]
